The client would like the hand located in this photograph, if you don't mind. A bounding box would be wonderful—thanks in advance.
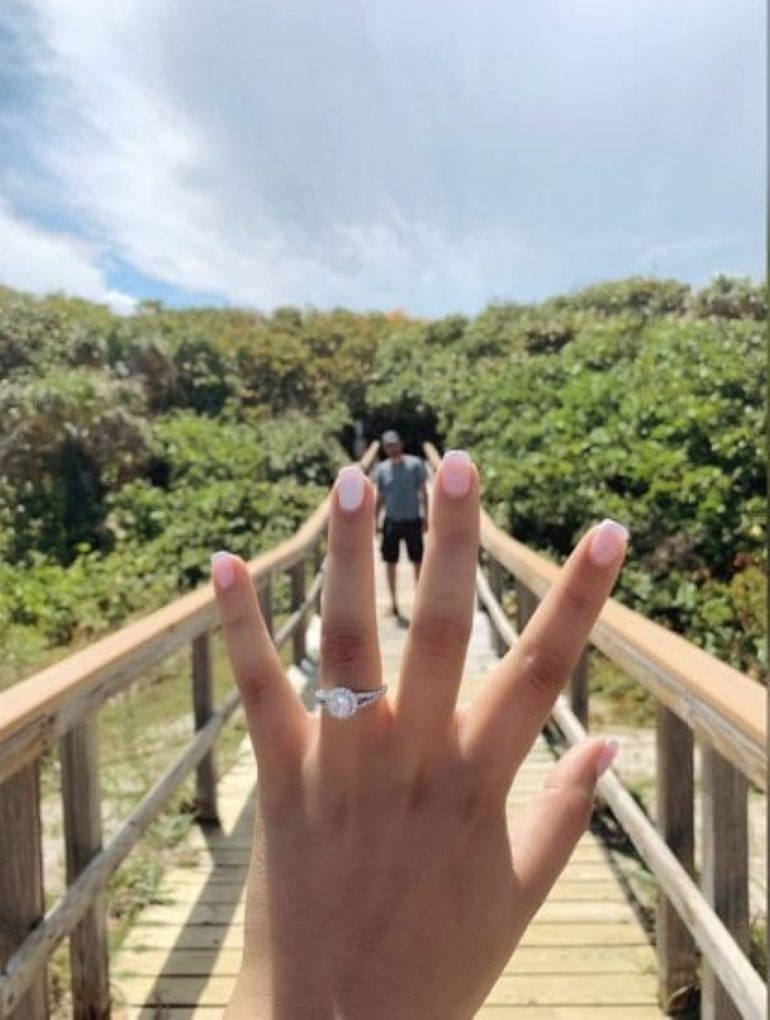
[212,452,627,1020]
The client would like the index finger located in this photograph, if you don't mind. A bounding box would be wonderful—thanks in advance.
[460,519,628,797]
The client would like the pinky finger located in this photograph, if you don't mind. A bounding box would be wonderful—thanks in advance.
[211,552,308,786]
[510,737,618,918]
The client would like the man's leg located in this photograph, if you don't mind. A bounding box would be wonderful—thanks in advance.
[381,519,400,615]
[387,562,399,615]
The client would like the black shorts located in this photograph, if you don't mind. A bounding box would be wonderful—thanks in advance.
[381,518,423,564]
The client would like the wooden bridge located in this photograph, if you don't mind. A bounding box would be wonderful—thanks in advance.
[0,443,765,1018]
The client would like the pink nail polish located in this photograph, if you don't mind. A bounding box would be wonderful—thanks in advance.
[596,738,619,777]
[441,450,472,499]
[337,466,365,512]
[211,551,235,590]
[589,519,628,567]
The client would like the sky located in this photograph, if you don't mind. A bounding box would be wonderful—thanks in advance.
[0,0,765,316]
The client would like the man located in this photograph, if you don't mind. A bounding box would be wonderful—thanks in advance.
[372,430,428,617]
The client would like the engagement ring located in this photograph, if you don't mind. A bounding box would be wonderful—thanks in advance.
[316,685,387,719]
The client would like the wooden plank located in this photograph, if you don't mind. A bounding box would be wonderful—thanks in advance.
[116,971,659,1008]
[476,1009,664,1019]
[135,899,638,928]
[60,717,111,1019]
[0,763,47,1019]
[654,703,697,1011]
[289,561,307,664]
[191,632,218,824]
[485,973,658,1005]
[700,744,750,1020]
[258,574,273,636]
[114,944,656,979]
[120,920,651,953]
[569,649,589,727]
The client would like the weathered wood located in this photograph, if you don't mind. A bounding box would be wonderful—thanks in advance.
[569,650,589,727]
[0,688,242,1017]
[290,561,307,665]
[476,566,514,655]
[60,718,110,1019]
[258,574,274,636]
[551,696,764,1019]
[313,543,324,614]
[486,559,509,655]
[700,744,750,1020]
[192,633,218,825]
[654,704,697,1011]
[514,578,537,635]
[0,763,47,1019]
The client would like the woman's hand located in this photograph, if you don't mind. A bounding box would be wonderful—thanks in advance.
[211,452,627,1020]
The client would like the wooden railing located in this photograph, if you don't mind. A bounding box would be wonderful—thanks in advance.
[423,442,767,1020]
[1,441,765,1018]
[0,444,377,1020]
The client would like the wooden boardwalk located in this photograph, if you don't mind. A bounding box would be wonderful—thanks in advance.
[113,555,663,1018]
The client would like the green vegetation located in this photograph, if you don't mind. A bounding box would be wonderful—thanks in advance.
[0,273,765,688]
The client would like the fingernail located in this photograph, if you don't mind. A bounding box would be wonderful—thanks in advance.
[337,466,365,512]
[441,450,472,499]
[596,738,619,777]
[211,551,235,590]
[589,519,628,567]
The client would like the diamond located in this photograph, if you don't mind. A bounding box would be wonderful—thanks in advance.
[326,687,358,719]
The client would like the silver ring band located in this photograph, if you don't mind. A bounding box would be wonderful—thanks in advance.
[316,685,387,719]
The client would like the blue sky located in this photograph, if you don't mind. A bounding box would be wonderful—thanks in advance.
[0,0,764,315]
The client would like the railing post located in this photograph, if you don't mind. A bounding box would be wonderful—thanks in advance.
[0,763,47,1019]
[260,573,274,637]
[569,651,589,727]
[60,718,111,1019]
[655,704,697,1012]
[487,559,508,656]
[700,743,749,1020]
[313,544,324,614]
[192,632,218,825]
[514,579,537,634]
[290,561,307,665]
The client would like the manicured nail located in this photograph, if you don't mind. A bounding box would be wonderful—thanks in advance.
[596,738,619,777]
[211,551,235,590]
[441,450,472,499]
[337,466,365,512]
[589,519,628,567]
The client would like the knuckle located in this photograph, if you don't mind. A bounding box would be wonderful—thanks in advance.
[560,577,596,617]
[542,783,593,832]
[520,643,568,698]
[410,611,471,661]
[321,621,373,667]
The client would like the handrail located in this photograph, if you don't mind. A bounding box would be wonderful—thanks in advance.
[426,442,766,787]
[473,570,766,1019]
[0,443,379,785]
[429,441,766,1018]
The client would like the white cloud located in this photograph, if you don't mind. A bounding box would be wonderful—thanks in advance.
[0,200,135,312]
[2,0,763,312]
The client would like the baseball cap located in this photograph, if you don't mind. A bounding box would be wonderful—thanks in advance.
[381,430,400,444]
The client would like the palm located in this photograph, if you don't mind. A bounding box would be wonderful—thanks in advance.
[213,455,626,1018]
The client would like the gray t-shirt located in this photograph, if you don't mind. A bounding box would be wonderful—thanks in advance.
[373,455,427,521]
